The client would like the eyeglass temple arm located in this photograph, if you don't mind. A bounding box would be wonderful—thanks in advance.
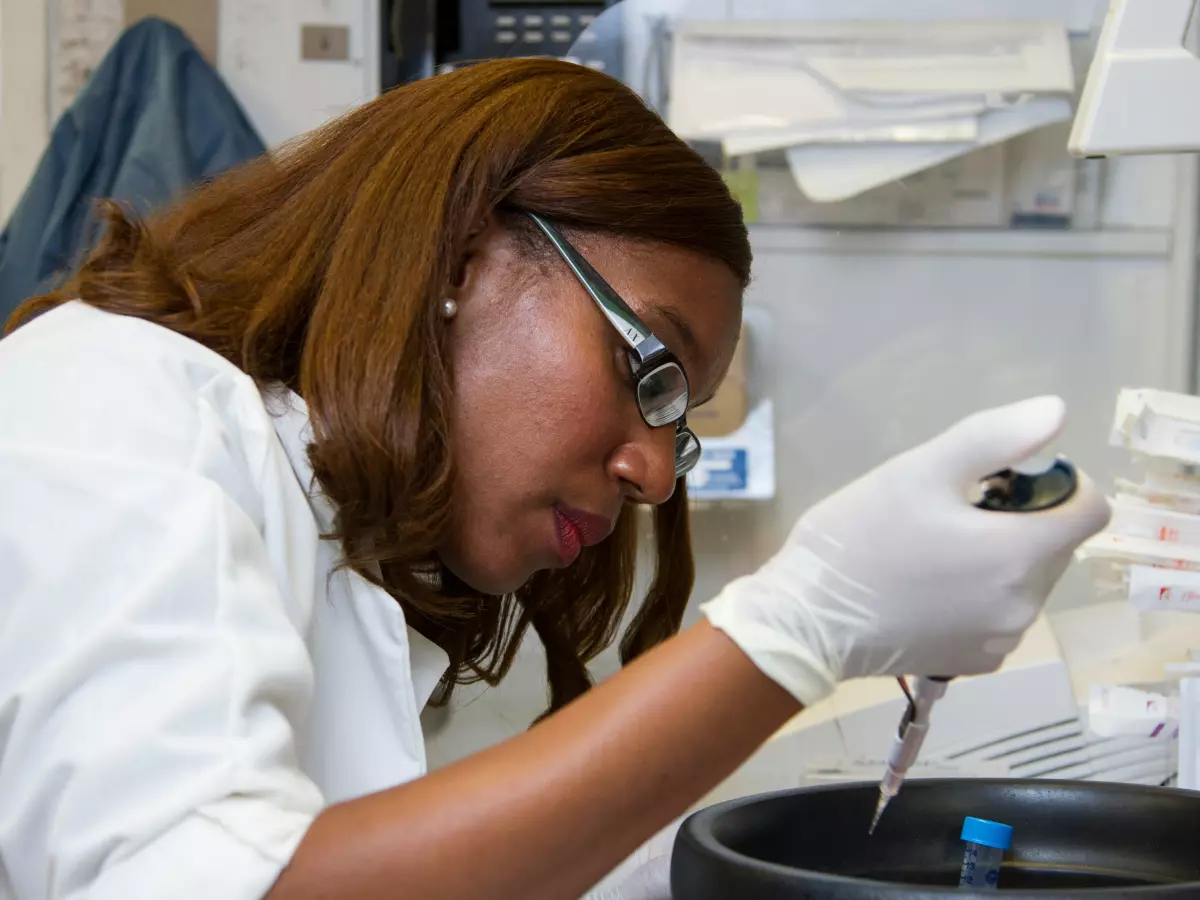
[527,213,668,365]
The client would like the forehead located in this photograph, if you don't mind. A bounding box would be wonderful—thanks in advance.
[565,233,744,403]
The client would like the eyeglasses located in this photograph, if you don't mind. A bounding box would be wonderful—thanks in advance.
[528,213,702,479]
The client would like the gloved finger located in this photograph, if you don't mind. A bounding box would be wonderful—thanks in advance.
[919,396,1067,489]
[990,466,1112,551]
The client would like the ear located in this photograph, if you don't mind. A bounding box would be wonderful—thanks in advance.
[447,211,501,291]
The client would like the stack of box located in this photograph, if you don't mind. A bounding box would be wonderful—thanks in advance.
[1080,389,1200,612]
[1078,388,1200,789]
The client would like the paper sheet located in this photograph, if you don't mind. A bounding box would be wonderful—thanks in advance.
[723,115,980,157]
[668,17,1074,202]
[49,0,125,124]
[676,19,1073,91]
[786,95,1073,202]
[669,19,1073,139]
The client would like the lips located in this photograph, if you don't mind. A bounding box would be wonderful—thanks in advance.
[558,507,614,546]
[552,506,614,566]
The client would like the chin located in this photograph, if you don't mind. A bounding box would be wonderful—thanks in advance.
[444,557,537,597]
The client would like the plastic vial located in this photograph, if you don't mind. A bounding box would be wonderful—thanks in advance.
[958,816,1013,890]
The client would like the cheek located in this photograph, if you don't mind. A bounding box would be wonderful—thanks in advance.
[451,305,627,491]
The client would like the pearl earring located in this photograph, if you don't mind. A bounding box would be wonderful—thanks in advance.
[440,298,458,319]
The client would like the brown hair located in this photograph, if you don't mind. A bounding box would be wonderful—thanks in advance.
[9,58,751,716]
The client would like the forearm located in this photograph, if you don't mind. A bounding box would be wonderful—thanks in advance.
[268,620,799,900]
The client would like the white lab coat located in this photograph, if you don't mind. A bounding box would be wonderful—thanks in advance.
[0,302,450,899]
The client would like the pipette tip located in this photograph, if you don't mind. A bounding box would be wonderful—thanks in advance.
[868,796,887,835]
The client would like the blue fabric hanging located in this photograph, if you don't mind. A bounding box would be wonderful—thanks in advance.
[0,17,265,326]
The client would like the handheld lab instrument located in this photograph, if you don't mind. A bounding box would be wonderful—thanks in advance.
[958,816,1013,890]
[868,458,1079,834]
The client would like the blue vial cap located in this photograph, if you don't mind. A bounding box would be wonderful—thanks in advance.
[961,816,1013,850]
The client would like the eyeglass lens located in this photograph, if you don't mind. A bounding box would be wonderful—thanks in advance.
[674,427,701,477]
[637,361,690,428]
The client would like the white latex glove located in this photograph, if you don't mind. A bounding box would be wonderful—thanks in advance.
[581,817,678,900]
[703,396,1112,707]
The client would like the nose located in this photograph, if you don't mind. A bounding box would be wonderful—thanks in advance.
[608,422,678,505]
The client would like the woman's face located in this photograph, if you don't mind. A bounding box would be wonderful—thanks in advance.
[439,216,743,595]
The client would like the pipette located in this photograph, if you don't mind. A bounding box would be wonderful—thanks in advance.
[868,675,949,833]
[867,457,1080,835]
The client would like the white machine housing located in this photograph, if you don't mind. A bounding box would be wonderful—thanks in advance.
[1070,0,1200,156]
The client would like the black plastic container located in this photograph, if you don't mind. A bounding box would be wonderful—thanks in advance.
[672,780,1200,898]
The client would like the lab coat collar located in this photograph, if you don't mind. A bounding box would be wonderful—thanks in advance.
[262,386,336,534]
[262,385,450,712]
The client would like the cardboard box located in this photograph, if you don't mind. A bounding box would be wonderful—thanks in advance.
[690,323,749,438]
[124,0,218,62]
[687,399,775,501]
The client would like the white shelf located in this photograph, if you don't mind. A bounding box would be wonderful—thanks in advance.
[748,226,1172,259]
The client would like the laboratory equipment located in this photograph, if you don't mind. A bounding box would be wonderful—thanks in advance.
[958,816,1013,891]
[869,458,1081,834]
[380,0,624,87]
[1070,0,1200,157]
[868,676,949,834]
[672,779,1200,898]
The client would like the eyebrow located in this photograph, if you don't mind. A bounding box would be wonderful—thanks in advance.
[650,304,719,406]
[654,304,700,364]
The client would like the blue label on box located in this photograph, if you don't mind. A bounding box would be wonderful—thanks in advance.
[689,448,748,493]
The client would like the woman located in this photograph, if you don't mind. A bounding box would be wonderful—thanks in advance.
[0,59,1109,899]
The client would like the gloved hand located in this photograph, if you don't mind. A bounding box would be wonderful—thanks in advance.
[703,396,1112,708]
[582,817,678,900]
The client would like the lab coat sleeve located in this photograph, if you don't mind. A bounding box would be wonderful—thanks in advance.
[0,379,324,898]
